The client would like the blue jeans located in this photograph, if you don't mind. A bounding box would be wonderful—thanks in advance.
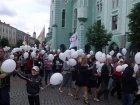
[45,70,53,84]
[0,85,10,105]
[122,93,133,105]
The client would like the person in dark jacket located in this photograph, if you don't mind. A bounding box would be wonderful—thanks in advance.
[0,47,16,105]
[122,59,138,105]
[98,57,113,100]
[17,66,44,105]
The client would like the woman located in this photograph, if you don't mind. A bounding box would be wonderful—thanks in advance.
[74,54,90,105]
[88,56,99,101]
[59,57,73,96]
[53,55,63,73]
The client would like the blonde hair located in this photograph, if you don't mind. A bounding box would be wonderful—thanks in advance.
[80,54,88,66]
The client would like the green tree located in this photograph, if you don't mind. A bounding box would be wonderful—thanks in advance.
[35,39,40,48]
[85,22,112,51]
[127,2,140,49]
[16,39,23,47]
[0,37,9,47]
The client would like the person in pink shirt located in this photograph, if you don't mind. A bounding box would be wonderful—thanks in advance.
[44,59,53,85]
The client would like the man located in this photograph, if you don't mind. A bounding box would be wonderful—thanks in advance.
[0,47,12,105]
[98,57,113,100]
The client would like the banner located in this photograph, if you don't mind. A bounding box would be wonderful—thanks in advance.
[69,32,78,49]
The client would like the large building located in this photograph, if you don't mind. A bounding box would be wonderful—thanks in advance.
[47,0,140,56]
[0,20,35,47]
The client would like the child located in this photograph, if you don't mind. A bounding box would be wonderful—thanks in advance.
[17,66,44,105]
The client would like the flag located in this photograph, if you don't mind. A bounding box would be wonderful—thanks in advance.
[38,26,45,49]
[38,26,45,44]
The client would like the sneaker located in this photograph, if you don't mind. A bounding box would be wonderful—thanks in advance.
[94,98,99,102]
[59,88,62,92]
[68,93,73,96]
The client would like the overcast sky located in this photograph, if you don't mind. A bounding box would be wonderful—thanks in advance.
[0,0,51,37]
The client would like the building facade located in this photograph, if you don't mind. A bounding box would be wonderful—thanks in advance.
[47,0,140,56]
[0,20,35,47]
[0,20,16,46]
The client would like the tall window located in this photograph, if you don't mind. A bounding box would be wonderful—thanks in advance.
[97,20,101,27]
[112,15,118,30]
[96,0,102,13]
[112,0,119,8]
[62,9,66,27]
[73,9,77,30]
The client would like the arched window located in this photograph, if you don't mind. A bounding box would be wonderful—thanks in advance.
[62,9,66,27]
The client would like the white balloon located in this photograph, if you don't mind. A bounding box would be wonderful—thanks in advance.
[97,68,101,74]
[116,65,123,72]
[50,73,63,85]
[31,52,36,58]
[117,53,122,59]
[70,49,75,53]
[109,50,114,56]
[90,51,94,55]
[69,58,77,66]
[95,61,100,68]
[77,49,83,55]
[135,52,140,64]
[59,53,66,61]
[95,51,102,61]
[48,54,54,61]
[98,53,106,63]
[71,51,78,58]
[41,50,45,55]
[122,48,127,55]
[64,50,71,58]
[87,54,91,58]
[57,49,60,53]
[10,54,14,59]
[134,64,139,73]
[122,64,128,70]
[1,59,16,73]
[24,52,29,59]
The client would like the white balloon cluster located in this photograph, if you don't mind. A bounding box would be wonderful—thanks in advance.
[95,51,106,63]
[3,46,10,52]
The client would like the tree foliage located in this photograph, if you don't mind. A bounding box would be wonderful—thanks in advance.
[127,2,140,48]
[35,39,40,48]
[85,22,112,51]
[16,39,23,47]
[0,37,9,47]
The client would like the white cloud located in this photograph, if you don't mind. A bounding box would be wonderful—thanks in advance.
[0,1,17,16]
[0,0,51,37]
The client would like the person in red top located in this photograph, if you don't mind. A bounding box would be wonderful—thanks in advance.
[110,60,123,100]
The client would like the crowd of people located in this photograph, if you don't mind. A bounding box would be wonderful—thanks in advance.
[0,47,140,105]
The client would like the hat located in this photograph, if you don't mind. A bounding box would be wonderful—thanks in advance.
[32,66,40,72]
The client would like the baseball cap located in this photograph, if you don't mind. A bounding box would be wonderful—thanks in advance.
[32,66,40,72]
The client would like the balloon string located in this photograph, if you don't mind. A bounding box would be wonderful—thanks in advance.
[43,83,50,89]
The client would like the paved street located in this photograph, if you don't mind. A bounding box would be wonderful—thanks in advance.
[9,76,124,105]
